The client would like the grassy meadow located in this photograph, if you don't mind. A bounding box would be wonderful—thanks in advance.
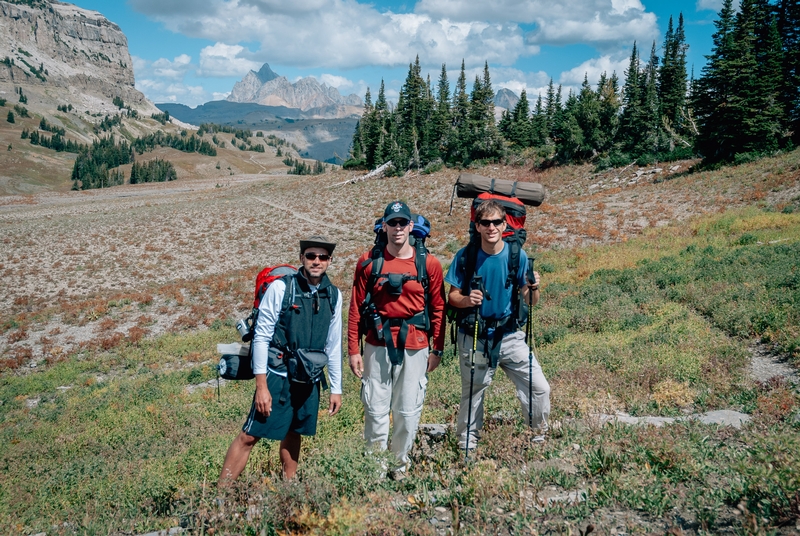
[1,163,799,534]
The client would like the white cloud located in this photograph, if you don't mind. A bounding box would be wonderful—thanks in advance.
[197,43,261,77]
[135,77,210,106]
[319,74,354,90]
[492,67,552,100]
[128,0,536,70]
[212,91,231,101]
[131,55,149,77]
[152,54,192,79]
[558,55,629,87]
[696,0,722,11]
[696,0,740,12]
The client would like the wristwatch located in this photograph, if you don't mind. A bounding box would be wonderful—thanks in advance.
[431,349,443,357]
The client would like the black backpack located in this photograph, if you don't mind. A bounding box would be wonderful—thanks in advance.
[358,213,432,365]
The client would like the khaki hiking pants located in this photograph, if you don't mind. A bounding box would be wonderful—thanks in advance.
[456,330,550,450]
[361,342,429,469]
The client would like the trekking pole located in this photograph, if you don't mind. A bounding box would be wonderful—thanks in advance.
[465,276,482,462]
[526,265,535,434]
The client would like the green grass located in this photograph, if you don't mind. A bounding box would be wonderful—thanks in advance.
[1,206,799,534]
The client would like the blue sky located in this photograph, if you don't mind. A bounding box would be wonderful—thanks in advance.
[67,0,728,108]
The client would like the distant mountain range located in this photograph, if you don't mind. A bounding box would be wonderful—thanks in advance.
[228,63,362,119]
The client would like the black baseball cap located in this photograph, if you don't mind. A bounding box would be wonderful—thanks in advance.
[383,200,412,221]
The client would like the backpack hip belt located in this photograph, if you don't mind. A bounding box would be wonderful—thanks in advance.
[459,314,516,368]
[377,311,428,366]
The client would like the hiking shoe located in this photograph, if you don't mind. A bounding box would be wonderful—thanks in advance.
[389,467,407,481]
[532,434,546,443]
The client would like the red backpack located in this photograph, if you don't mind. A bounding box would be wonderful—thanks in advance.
[242,264,298,340]
[218,264,298,382]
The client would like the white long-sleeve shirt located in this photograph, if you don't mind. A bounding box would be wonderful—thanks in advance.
[251,277,343,394]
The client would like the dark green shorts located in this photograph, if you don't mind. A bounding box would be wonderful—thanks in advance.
[242,373,320,440]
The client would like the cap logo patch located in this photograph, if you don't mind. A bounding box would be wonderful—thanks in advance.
[392,202,402,212]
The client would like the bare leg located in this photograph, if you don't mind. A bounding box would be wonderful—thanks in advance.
[219,431,259,487]
[280,431,302,479]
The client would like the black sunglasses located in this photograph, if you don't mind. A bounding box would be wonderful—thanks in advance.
[478,218,505,227]
[385,218,410,227]
[304,252,331,261]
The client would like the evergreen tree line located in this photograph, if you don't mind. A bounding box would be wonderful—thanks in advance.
[22,129,87,153]
[348,0,799,170]
[71,136,134,190]
[39,117,65,136]
[131,131,217,157]
[283,156,326,175]
[347,57,502,172]
[693,0,799,163]
[151,111,170,124]
[198,123,252,141]
[129,158,177,184]
[95,114,123,133]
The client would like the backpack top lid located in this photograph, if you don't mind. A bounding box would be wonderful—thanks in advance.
[253,264,297,308]
[373,213,431,243]
[455,173,545,207]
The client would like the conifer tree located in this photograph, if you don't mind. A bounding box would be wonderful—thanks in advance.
[544,79,559,143]
[778,0,800,143]
[531,94,548,146]
[507,89,532,147]
[619,42,644,154]
[659,14,689,140]
[433,63,451,158]
[694,0,740,161]
[449,60,470,163]
[554,90,583,162]
[640,42,662,156]
[575,73,602,158]
[597,72,621,153]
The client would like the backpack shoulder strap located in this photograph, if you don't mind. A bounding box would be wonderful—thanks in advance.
[505,237,521,289]
[328,285,339,315]
[279,274,296,315]
[461,239,479,294]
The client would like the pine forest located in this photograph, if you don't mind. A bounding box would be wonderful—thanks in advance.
[347,0,800,172]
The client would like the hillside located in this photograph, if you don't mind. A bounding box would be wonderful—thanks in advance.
[0,149,798,534]
[157,100,359,164]
[0,0,324,194]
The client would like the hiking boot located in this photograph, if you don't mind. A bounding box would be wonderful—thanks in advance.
[389,467,407,481]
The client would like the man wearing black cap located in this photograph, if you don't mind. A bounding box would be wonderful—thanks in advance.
[219,235,342,484]
[348,201,445,479]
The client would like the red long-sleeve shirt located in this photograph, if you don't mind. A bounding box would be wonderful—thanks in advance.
[348,248,445,356]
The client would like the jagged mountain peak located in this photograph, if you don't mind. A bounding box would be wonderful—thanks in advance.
[495,88,520,110]
[255,63,279,84]
[227,62,362,117]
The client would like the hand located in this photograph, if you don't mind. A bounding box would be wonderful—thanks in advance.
[468,289,483,307]
[328,393,342,416]
[427,352,441,373]
[531,271,541,288]
[349,354,364,378]
[255,382,272,417]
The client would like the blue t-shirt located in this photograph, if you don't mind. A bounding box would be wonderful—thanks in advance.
[445,243,529,320]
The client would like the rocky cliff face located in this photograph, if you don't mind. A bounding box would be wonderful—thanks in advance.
[228,62,362,117]
[0,0,155,112]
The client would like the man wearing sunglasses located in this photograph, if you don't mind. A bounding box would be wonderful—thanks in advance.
[445,200,550,451]
[220,235,342,485]
[348,201,445,480]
